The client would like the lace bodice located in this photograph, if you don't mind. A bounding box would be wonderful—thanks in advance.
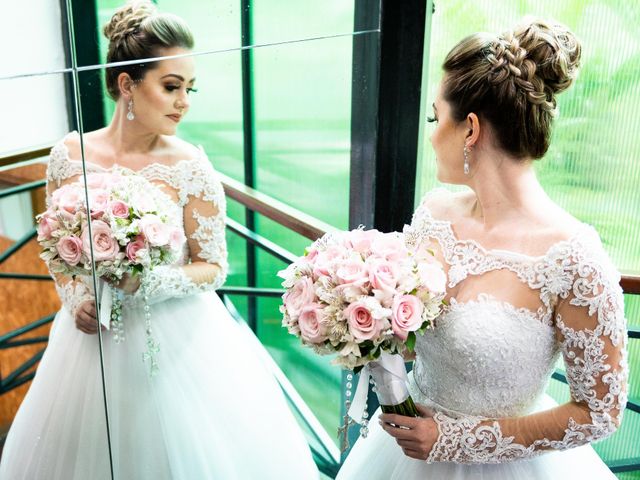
[45,131,228,314]
[403,188,628,464]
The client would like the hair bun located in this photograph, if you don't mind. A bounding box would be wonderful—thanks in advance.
[103,1,157,46]
[513,18,581,95]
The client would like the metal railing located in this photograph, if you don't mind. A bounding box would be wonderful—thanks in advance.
[1,149,640,476]
[0,159,342,475]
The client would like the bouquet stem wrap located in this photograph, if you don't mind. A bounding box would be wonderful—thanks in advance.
[98,279,112,330]
[348,352,419,424]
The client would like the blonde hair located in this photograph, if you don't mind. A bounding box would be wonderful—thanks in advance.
[103,0,194,99]
[442,18,581,159]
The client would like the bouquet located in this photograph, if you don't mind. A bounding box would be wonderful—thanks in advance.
[37,170,186,374]
[278,228,446,445]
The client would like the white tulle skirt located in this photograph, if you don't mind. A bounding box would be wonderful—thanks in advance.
[0,292,318,480]
[337,393,616,480]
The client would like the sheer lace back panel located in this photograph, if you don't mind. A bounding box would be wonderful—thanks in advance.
[45,132,228,313]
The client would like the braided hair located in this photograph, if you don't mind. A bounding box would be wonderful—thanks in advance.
[103,0,194,100]
[442,18,581,159]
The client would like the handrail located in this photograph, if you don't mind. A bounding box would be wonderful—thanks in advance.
[0,158,638,293]
[1,147,640,476]
[219,172,338,241]
[0,144,51,168]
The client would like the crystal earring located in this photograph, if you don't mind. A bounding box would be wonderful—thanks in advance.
[463,145,470,175]
[127,99,135,121]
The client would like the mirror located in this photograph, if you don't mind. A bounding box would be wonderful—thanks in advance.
[2,0,383,478]
[0,67,112,480]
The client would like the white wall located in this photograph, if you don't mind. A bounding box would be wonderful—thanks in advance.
[0,0,70,238]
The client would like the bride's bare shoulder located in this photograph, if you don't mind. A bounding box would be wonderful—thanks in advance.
[418,187,471,221]
[58,129,107,161]
[159,135,202,164]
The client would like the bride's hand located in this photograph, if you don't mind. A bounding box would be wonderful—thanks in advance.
[75,299,105,335]
[103,273,141,294]
[379,404,439,460]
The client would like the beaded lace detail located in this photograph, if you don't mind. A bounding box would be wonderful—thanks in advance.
[53,275,94,318]
[45,133,228,312]
[403,188,628,464]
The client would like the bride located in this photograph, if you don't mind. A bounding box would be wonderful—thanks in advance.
[0,2,317,479]
[338,18,627,480]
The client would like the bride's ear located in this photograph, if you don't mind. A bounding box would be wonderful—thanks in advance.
[465,112,481,149]
[117,72,136,98]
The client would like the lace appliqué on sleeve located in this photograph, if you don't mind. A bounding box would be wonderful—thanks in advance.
[129,153,228,305]
[424,240,627,464]
[54,277,94,318]
[190,208,228,273]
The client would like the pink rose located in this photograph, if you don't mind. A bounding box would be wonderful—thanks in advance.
[303,247,319,264]
[313,245,347,278]
[368,258,399,291]
[56,235,83,266]
[335,259,369,287]
[345,300,386,342]
[52,184,83,215]
[169,228,186,251]
[81,220,118,261]
[88,188,109,219]
[343,229,380,253]
[109,200,130,219]
[126,235,146,263]
[298,303,329,344]
[139,214,170,247]
[391,294,424,341]
[132,193,156,214]
[417,263,447,294]
[82,173,110,189]
[283,276,316,318]
[37,212,59,240]
[368,258,400,307]
[370,233,408,261]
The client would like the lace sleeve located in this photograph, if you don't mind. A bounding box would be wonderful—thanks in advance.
[425,239,628,464]
[134,153,228,305]
[44,139,95,318]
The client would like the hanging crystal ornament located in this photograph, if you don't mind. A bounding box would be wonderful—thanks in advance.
[141,285,160,376]
[110,288,125,343]
[338,371,356,453]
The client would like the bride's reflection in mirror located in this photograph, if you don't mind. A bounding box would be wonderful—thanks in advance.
[1,1,317,479]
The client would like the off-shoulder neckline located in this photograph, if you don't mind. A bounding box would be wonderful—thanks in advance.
[416,187,596,263]
[55,130,206,174]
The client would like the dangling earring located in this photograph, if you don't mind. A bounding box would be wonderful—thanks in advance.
[127,99,135,121]
[463,145,470,175]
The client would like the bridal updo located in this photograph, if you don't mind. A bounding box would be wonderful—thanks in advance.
[103,0,194,99]
[442,18,581,159]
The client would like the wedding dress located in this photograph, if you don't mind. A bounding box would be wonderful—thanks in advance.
[0,131,318,480]
[338,188,627,480]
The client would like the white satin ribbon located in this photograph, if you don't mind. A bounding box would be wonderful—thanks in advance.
[348,351,410,424]
[98,279,112,330]
[348,363,371,424]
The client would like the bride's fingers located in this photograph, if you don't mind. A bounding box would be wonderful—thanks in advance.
[76,313,98,334]
[85,302,97,317]
[379,420,417,440]
[415,404,436,418]
[380,413,419,430]
[396,438,421,449]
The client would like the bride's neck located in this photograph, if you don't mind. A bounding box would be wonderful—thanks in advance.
[105,102,160,155]
[466,149,548,227]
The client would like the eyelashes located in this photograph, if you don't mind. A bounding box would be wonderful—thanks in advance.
[165,85,198,94]
[426,115,438,123]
